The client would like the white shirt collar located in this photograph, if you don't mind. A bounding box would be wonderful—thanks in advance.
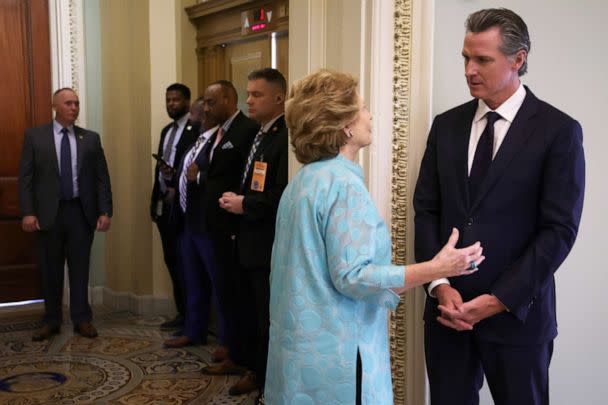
[221,110,241,132]
[53,120,74,134]
[260,113,284,133]
[474,83,526,124]
[201,125,219,141]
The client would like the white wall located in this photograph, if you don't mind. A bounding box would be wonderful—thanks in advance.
[432,1,608,404]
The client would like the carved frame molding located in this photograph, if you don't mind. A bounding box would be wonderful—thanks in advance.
[49,0,86,125]
[390,0,412,402]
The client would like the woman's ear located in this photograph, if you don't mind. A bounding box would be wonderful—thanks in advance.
[343,127,353,138]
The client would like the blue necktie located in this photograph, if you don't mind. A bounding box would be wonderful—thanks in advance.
[469,111,501,200]
[60,128,74,200]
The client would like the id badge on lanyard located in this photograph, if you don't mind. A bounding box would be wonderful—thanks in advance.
[250,158,268,192]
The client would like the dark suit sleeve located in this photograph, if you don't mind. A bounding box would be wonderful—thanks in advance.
[93,133,113,216]
[492,119,585,322]
[18,129,35,217]
[413,119,444,266]
[150,126,169,220]
[242,134,288,222]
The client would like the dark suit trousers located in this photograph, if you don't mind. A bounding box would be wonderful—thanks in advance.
[211,233,241,357]
[234,264,270,386]
[155,203,185,317]
[180,225,224,343]
[35,199,94,328]
[425,321,553,405]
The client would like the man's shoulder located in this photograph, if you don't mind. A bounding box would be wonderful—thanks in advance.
[533,96,578,126]
[272,125,289,149]
[230,112,260,134]
[74,126,101,143]
[435,99,478,123]
[26,122,53,136]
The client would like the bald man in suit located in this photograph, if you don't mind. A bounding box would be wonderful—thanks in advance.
[19,88,112,341]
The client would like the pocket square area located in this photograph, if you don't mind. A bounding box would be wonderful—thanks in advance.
[221,141,234,150]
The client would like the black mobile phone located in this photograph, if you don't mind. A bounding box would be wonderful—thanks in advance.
[152,153,173,170]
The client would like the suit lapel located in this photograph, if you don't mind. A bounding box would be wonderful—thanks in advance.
[176,121,195,157]
[45,123,61,175]
[454,102,477,209]
[255,115,286,161]
[199,129,217,171]
[470,89,540,212]
[75,126,84,174]
[217,112,242,151]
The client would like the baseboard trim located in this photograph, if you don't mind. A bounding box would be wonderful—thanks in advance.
[89,286,176,317]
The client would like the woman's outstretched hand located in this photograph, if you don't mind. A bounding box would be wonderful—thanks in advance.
[432,228,485,278]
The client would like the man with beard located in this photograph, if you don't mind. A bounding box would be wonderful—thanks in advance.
[151,83,199,332]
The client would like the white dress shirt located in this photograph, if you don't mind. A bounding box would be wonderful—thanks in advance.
[428,83,527,296]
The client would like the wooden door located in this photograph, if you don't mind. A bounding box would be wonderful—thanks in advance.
[224,38,271,113]
[0,0,52,303]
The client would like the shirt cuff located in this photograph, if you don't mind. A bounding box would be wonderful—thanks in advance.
[428,278,450,297]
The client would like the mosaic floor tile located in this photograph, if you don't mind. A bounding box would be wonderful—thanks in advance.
[0,307,257,404]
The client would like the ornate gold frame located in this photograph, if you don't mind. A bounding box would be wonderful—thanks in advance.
[390,0,412,402]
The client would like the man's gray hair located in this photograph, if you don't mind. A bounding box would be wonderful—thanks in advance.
[466,8,531,76]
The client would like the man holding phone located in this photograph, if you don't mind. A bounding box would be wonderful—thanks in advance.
[150,83,199,332]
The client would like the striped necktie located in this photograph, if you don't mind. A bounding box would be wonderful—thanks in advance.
[241,129,264,188]
[179,134,210,212]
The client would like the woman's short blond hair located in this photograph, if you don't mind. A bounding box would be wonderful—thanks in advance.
[286,70,359,164]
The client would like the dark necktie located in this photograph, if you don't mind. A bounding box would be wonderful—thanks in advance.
[60,128,73,200]
[163,122,179,164]
[241,129,264,188]
[469,111,501,200]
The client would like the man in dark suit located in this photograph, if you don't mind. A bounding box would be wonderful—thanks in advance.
[19,88,113,341]
[175,80,257,360]
[414,9,585,405]
[162,108,219,348]
[150,83,198,331]
[217,68,288,399]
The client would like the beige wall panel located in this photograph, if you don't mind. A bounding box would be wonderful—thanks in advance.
[276,34,289,83]
[100,0,152,296]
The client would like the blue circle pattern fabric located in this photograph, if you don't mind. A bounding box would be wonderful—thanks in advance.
[265,155,405,404]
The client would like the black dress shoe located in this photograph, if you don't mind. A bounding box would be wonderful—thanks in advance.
[163,335,192,348]
[212,345,229,363]
[160,315,184,330]
[201,359,246,375]
[32,325,60,342]
[74,322,98,338]
[229,371,259,395]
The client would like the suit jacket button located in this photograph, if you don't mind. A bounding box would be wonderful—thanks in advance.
[466,218,473,226]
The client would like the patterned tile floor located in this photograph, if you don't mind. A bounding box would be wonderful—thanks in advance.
[0,305,256,404]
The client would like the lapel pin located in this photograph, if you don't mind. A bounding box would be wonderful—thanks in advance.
[78,135,83,140]
[187,125,192,131]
